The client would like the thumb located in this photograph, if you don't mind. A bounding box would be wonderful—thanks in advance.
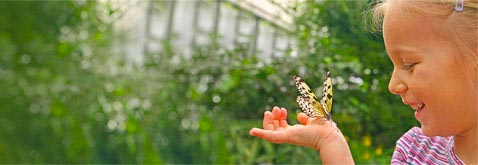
[297,112,309,125]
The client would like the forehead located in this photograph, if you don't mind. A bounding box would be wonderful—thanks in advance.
[382,2,452,55]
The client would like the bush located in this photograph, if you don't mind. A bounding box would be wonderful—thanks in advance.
[0,0,417,164]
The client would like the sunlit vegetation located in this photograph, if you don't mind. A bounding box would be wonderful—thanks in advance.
[0,1,417,164]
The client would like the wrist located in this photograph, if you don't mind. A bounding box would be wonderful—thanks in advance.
[312,121,341,150]
[314,127,345,151]
[314,124,354,164]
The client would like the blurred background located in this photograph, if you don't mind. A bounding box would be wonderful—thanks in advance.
[0,0,418,164]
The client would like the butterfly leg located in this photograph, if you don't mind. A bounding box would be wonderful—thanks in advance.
[317,118,329,125]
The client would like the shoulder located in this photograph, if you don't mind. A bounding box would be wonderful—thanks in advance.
[391,127,453,164]
[397,127,450,148]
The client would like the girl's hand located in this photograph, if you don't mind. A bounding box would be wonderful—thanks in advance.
[249,106,354,164]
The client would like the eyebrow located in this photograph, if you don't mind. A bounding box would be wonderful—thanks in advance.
[388,46,421,64]
[391,46,419,56]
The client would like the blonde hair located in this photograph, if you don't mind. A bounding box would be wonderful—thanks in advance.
[371,0,478,66]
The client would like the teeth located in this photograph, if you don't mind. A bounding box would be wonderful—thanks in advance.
[412,103,425,110]
[418,104,424,109]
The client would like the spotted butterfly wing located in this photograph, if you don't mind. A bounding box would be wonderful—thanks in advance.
[321,71,333,114]
[293,71,333,120]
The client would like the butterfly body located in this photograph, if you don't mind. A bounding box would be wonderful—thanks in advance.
[293,71,333,120]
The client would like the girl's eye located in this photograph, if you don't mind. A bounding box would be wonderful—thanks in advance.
[402,63,417,70]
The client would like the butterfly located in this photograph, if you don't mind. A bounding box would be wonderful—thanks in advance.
[293,71,333,120]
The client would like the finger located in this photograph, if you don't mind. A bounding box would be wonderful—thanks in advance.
[263,111,274,130]
[279,107,288,128]
[297,112,309,125]
[249,128,260,136]
[271,107,281,129]
[297,113,326,125]
[249,128,289,144]
[307,117,326,125]
[279,107,287,120]
[272,107,281,120]
[272,120,280,129]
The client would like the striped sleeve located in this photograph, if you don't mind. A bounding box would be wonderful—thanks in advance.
[391,128,414,164]
[391,140,406,164]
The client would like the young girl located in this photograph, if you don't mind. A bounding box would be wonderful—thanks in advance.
[249,0,477,164]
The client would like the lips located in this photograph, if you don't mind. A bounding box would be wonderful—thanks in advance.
[411,103,425,121]
[402,98,426,120]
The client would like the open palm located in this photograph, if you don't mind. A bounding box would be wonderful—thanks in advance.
[249,106,338,150]
[249,106,354,163]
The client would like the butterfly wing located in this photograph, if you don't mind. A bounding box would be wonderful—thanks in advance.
[293,73,333,120]
[321,71,333,114]
[296,95,326,118]
[293,75,315,98]
[293,75,327,118]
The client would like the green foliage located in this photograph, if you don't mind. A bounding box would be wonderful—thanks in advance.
[0,0,418,164]
[0,1,161,163]
[293,0,418,163]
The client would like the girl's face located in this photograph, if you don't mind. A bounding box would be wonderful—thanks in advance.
[383,3,477,137]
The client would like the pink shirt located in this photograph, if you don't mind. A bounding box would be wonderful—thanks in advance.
[391,127,464,165]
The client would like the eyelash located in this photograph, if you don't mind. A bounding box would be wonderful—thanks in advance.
[402,63,417,70]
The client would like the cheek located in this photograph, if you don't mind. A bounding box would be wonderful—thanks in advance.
[410,68,453,105]
[424,73,470,110]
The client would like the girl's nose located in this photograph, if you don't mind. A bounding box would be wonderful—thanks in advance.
[388,69,408,95]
